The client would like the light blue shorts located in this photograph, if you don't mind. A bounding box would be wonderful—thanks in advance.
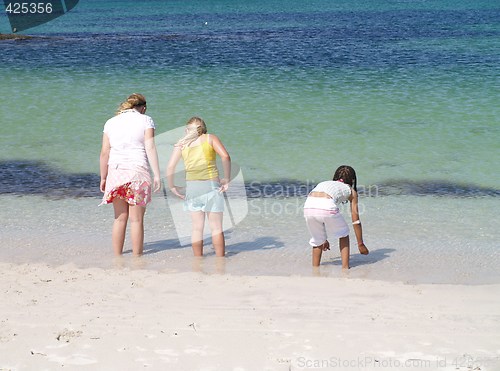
[184,180,225,213]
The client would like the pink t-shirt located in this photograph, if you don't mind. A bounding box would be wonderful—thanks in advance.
[103,109,155,168]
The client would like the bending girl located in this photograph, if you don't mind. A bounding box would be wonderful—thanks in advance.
[304,165,369,268]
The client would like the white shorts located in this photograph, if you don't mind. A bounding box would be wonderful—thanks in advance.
[304,197,349,247]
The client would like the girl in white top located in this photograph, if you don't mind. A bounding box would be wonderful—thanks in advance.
[99,93,161,256]
[303,165,369,268]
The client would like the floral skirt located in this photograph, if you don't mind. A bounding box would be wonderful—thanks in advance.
[100,164,152,207]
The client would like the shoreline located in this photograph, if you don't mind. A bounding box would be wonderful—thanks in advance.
[1,194,500,286]
[1,261,499,370]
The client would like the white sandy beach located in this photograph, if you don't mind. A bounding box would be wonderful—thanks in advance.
[1,195,499,370]
[2,0,500,368]
[1,261,499,371]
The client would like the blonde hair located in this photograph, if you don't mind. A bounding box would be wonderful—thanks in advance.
[116,93,147,115]
[175,116,207,148]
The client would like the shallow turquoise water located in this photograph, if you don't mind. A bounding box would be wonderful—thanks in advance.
[1,64,498,188]
[0,0,499,282]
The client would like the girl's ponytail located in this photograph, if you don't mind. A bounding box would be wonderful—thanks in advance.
[175,117,207,148]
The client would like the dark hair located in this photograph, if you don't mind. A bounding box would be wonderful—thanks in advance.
[332,165,357,191]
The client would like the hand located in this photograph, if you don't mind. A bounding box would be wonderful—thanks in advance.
[153,176,161,192]
[170,186,185,200]
[100,179,106,193]
[358,242,369,255]
[322,240,330,251]
[219,178,229,193]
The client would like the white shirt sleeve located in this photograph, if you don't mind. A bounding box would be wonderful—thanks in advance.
[144,115,155,130]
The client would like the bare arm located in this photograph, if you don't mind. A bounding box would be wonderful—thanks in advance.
[350,189,369,254]
[99,133,111,193]
[166,145,184,199]
[145,128,161,192]
[211,134,231,191]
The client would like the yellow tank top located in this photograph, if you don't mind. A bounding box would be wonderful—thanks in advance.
[182,135,219,181]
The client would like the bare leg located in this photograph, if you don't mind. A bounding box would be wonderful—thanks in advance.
[191,211,205,256]
[215,257,226,274]
[191,256,203,272]
[339,235,350,269]
[129,205,146,256]
[312,266,321,276]
[207,212,225,257]
[312,240,330,267]
[312,247,322,267]
[112,199,129,256]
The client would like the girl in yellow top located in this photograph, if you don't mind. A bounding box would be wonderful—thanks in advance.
[166,117,231,257]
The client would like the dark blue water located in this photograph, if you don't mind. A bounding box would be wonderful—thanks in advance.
[2,4,499,70]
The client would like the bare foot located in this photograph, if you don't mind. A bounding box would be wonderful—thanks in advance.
[358,243,369,255]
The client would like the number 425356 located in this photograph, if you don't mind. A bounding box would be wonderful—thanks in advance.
[5,2,54,14]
